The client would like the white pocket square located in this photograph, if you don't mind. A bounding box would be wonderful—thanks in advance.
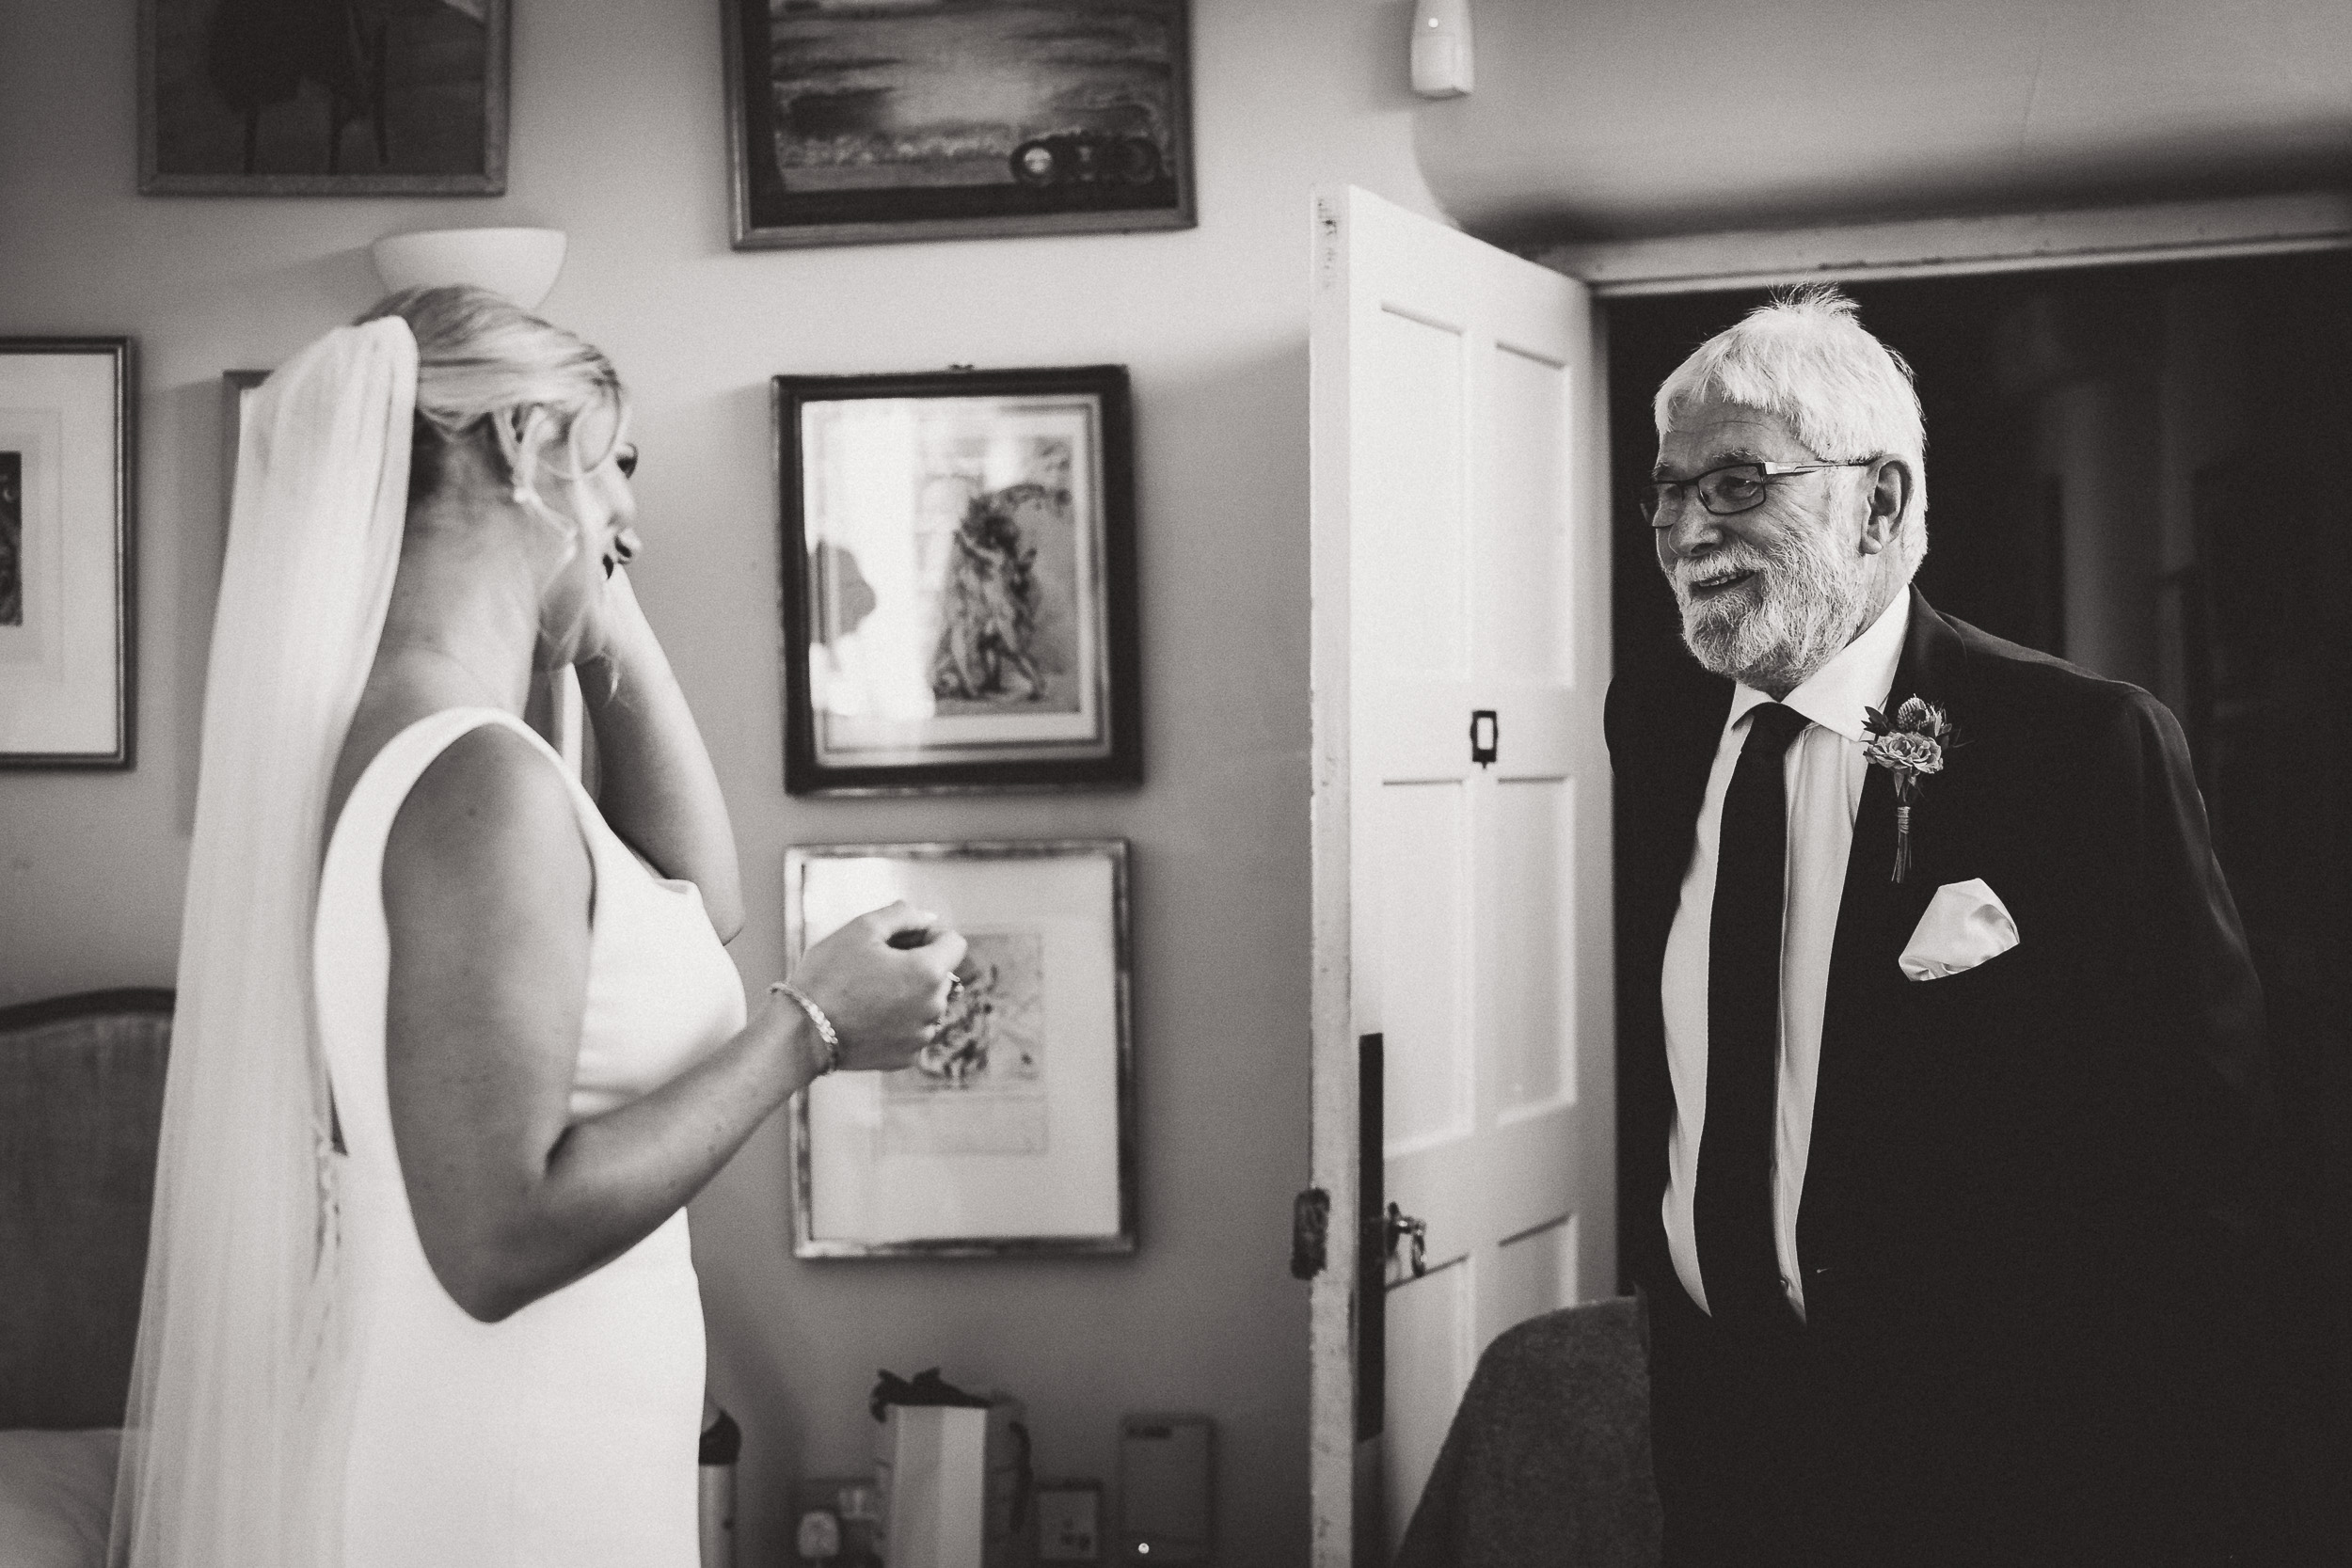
[1899,878,2019,981]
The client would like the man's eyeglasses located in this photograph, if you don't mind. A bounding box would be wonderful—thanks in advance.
[1638,460,1873,528]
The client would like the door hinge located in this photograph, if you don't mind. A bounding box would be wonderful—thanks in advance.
[1289,1187,1330,1280]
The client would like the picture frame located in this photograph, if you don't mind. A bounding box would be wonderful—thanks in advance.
[775,365,1141,796]
[1,341,135,769]
[786,840,1136,1258]
[723,0,1195,249]
[140,0,511,195]
[1035,1479,1105,1563]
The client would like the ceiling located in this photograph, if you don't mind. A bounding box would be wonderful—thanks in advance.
[1411,0,2352,244]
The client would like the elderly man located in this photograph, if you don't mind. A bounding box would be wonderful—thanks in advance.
[1605,288,2273,1565]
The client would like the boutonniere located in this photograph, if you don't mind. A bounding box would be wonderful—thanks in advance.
[1862,696,1953,884]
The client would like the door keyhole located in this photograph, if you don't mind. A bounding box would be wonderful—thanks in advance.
[1384,1202,1429,1278]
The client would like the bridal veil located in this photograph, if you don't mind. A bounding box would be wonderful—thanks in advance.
[111,319,417,1567]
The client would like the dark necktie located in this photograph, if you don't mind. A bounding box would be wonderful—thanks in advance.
[1697,701,1811,1333]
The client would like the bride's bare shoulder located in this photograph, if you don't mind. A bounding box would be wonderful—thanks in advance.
[381,721,589,927]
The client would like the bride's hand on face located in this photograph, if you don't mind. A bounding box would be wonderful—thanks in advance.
[566,548,653,699]
[783,901,969,1073]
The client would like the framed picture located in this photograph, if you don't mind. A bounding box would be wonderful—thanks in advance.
[1,341,135,769]
[1035,1480,1105,1563]
[786,840,1136,1258]
[723,0,1195,249]
[140,0,511,195]
[776,366,1141,796]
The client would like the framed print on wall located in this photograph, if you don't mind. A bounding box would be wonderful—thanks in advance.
[1,341,135,769]
[140,0,511,195]
[786,840,1136,1258]
[723,0,1195,249]
[776,365,1141,796]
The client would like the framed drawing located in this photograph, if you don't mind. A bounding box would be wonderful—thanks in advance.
[776,365,1140,796]
[786,840,1136,1258]
[140,0,511,195]
[723,0,1195,249]
[1,341,135,769]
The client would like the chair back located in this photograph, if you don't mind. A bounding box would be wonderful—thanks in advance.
[1393,1294,1662,1568]
[0,990,173,1429]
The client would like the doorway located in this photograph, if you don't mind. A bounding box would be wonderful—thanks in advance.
[1605,250,2352,1560]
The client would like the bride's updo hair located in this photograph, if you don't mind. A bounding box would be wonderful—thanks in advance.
[358,285,625,517]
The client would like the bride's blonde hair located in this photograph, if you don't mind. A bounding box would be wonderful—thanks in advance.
[358,285,625,519]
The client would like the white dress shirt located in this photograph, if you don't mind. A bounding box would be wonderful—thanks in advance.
[1661,593,1910,1322]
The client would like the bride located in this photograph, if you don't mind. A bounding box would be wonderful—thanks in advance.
[111,287,965,1566]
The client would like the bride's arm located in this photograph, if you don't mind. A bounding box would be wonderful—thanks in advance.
[379,729,963,1323]
[573,567,746,940]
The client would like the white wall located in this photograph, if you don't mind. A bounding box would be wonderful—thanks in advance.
[0,2,1443,1560]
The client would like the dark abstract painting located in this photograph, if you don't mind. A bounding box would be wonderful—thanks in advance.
[142,0,508,193]
[727,0,1194,246]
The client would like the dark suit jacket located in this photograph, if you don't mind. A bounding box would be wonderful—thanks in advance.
[1607,590,2276,1563]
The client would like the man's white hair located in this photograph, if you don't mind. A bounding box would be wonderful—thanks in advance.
[1653,284,1929,563]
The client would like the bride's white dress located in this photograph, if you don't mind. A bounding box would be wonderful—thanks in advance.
[312,707,747,1567]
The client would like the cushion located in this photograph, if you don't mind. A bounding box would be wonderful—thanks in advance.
[0,1428,119,1568]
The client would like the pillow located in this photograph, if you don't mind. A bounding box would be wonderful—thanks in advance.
[0,1429,118,1568]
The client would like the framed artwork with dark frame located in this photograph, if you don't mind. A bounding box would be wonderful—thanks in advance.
[1,341,135,769]
[786,840,1136,1259]
[723,0,1195,249]
[140,0,511,195]
[776,365,1140,796]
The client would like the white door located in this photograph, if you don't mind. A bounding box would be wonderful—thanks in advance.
[1306,184,1615,1565]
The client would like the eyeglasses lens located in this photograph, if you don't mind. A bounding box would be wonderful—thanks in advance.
[1641,464,1770,527]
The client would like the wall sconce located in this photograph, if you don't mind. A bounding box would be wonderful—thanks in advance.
[369,227,567,309]
[1412,0,1474,99]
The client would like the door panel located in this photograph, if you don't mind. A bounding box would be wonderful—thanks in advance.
[1485,341,1576,683]
[1491,776,1574,1112]
[1491,1213,1581,1342]
[1383,1258,1473,1545]
[1360,311,1469,680]
[1375,781,1473,1149]
[1309,183,1616,1567]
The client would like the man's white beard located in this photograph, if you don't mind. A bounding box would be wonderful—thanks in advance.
[1672,524,1872,692]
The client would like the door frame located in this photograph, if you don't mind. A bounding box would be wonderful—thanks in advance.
[1306,182,1368,1567]
[1533,188,2352,296]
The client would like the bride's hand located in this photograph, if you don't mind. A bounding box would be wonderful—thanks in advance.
[787,902,968,1073]
[572,561,656,704]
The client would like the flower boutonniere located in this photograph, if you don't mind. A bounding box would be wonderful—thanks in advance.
[1862,696,1954,884]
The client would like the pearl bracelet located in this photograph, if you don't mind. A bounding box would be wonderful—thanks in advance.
[771,982,841,1075]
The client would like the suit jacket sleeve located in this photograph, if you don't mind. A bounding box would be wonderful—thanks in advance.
[1602,673,1701,1301]
[2066,685,2276,1536]
[2097,687,2271,1259]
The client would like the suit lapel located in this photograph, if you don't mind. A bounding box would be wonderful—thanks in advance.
[1803,591,1974,1269]
[1826,588,1971,979]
